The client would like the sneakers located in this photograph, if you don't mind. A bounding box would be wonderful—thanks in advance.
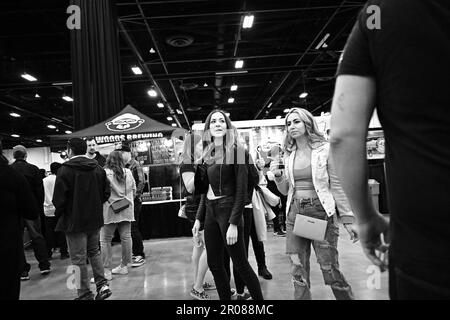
[111,265,128,275]
[91,269,113,283]
[202,281,216,290]
[21,271,30,281]
[230,288,237,299]
[190,288,211,300]
[95,285,112,300]
[40,267,51,275]
[274,230,286,237]
[131,256,146,268]
[236,292,252,300]
[258,267,273,280]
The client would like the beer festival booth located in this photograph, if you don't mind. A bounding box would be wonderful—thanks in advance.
[51,105,191,239]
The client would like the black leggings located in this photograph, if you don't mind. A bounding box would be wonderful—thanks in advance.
[204,196,263,300]
[224,208,267,294]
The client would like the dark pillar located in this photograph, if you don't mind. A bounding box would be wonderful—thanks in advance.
[69,0,123,130]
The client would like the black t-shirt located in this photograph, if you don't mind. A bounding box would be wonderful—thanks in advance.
[337,0,450,269]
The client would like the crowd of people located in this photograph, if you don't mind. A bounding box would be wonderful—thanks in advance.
[1,0,449,301]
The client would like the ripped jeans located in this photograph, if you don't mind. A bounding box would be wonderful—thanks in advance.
[286,196,354,300]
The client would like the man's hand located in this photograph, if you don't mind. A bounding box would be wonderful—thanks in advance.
[343,223,359,243]
[356,212,390,272]
[226,224,238,245]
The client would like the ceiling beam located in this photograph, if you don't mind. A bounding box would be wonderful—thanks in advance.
[134,0,191,130]
[253,1,347,119]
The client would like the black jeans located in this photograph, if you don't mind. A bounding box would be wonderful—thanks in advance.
[131,198,145,258]
[20,218,50,272]
[205,196,263,300]
[389,252,450,299]
[224,208,267,294]
[44,216,68,256]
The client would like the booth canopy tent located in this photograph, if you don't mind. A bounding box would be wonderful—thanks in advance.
[50,105,186,149]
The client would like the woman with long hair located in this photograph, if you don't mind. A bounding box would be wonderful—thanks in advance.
[270,107,357,300]
[101,150,136,279]
[192,110,263,300]
[180,132,215,300]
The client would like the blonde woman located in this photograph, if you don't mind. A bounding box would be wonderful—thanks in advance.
[101,150,136,279]
[270,108,357,300]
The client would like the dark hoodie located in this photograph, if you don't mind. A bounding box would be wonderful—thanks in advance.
[53,156,110,233]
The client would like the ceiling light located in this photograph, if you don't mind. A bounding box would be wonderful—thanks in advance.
[149,48,156,54]
[283,108,290,113]
[215,70,247,75]
[21,73,37,81]
[52,82,72,86]
[230,84,238,91]
[176,109,182,115]
[265,110,269,114]
[131,66,143,75]
[35,93,41,98]
[299,92,308,99]
[10,112,21,118]
[147,88,158,97]
[276,115,282,119]
[65,130,72,134]
[203,82,208,87]
[11,134,20,138]
[322,43,328,48]
[243,15,254,29]
[171,123,177,127]
[228,97,235,103]
[167,116,173,121]
[47,124,56,129]
[315,33,330,50]
[36,139,42,143]
[267,102,273,109]
[234,60,244,69]
[62,95,74,102]
[157,102,164,108]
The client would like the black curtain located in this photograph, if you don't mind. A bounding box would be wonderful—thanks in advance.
[70,0,123,130]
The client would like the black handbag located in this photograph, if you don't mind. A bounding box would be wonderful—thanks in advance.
[109,172,130,214]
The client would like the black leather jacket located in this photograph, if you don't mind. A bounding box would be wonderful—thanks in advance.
[195,145,251,226]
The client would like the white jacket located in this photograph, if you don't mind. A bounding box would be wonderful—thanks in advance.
[275,142,354,224]
[43,175,56,217]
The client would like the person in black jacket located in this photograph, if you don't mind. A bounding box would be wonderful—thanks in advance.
[0,144,39,300]
[10,145,51,279]
[53,138,112,300]
[86,137,106,168]
[192,110,263,300]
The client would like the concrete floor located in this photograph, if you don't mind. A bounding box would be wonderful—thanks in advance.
[19,225,389,300]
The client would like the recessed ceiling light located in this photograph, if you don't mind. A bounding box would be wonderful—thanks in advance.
[47,124,56,129]
[149,48,156,54]
[299,92,308,98]
[203,82,208,87]
[267,102,273,109]
[21,73,37,81]
[230,84,238,91]
[234,60,244,69]
[35,93,41,98]
[10,112,21,118]
[157,102,164,108]
[228,97,235,103]
[171,123,177,127]
[11,134,20,138]
[131,66,143,75]
[147,88,157,97]
[243,15,254,29]
[62,95,74,102]
[283,108,290,113]
[36,139,42,143]
[167,116,173,121]
[276,115,282,119]
[65,130,72,134]
[176,109,182,114]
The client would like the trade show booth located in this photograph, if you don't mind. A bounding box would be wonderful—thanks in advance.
[51,105,191,239]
